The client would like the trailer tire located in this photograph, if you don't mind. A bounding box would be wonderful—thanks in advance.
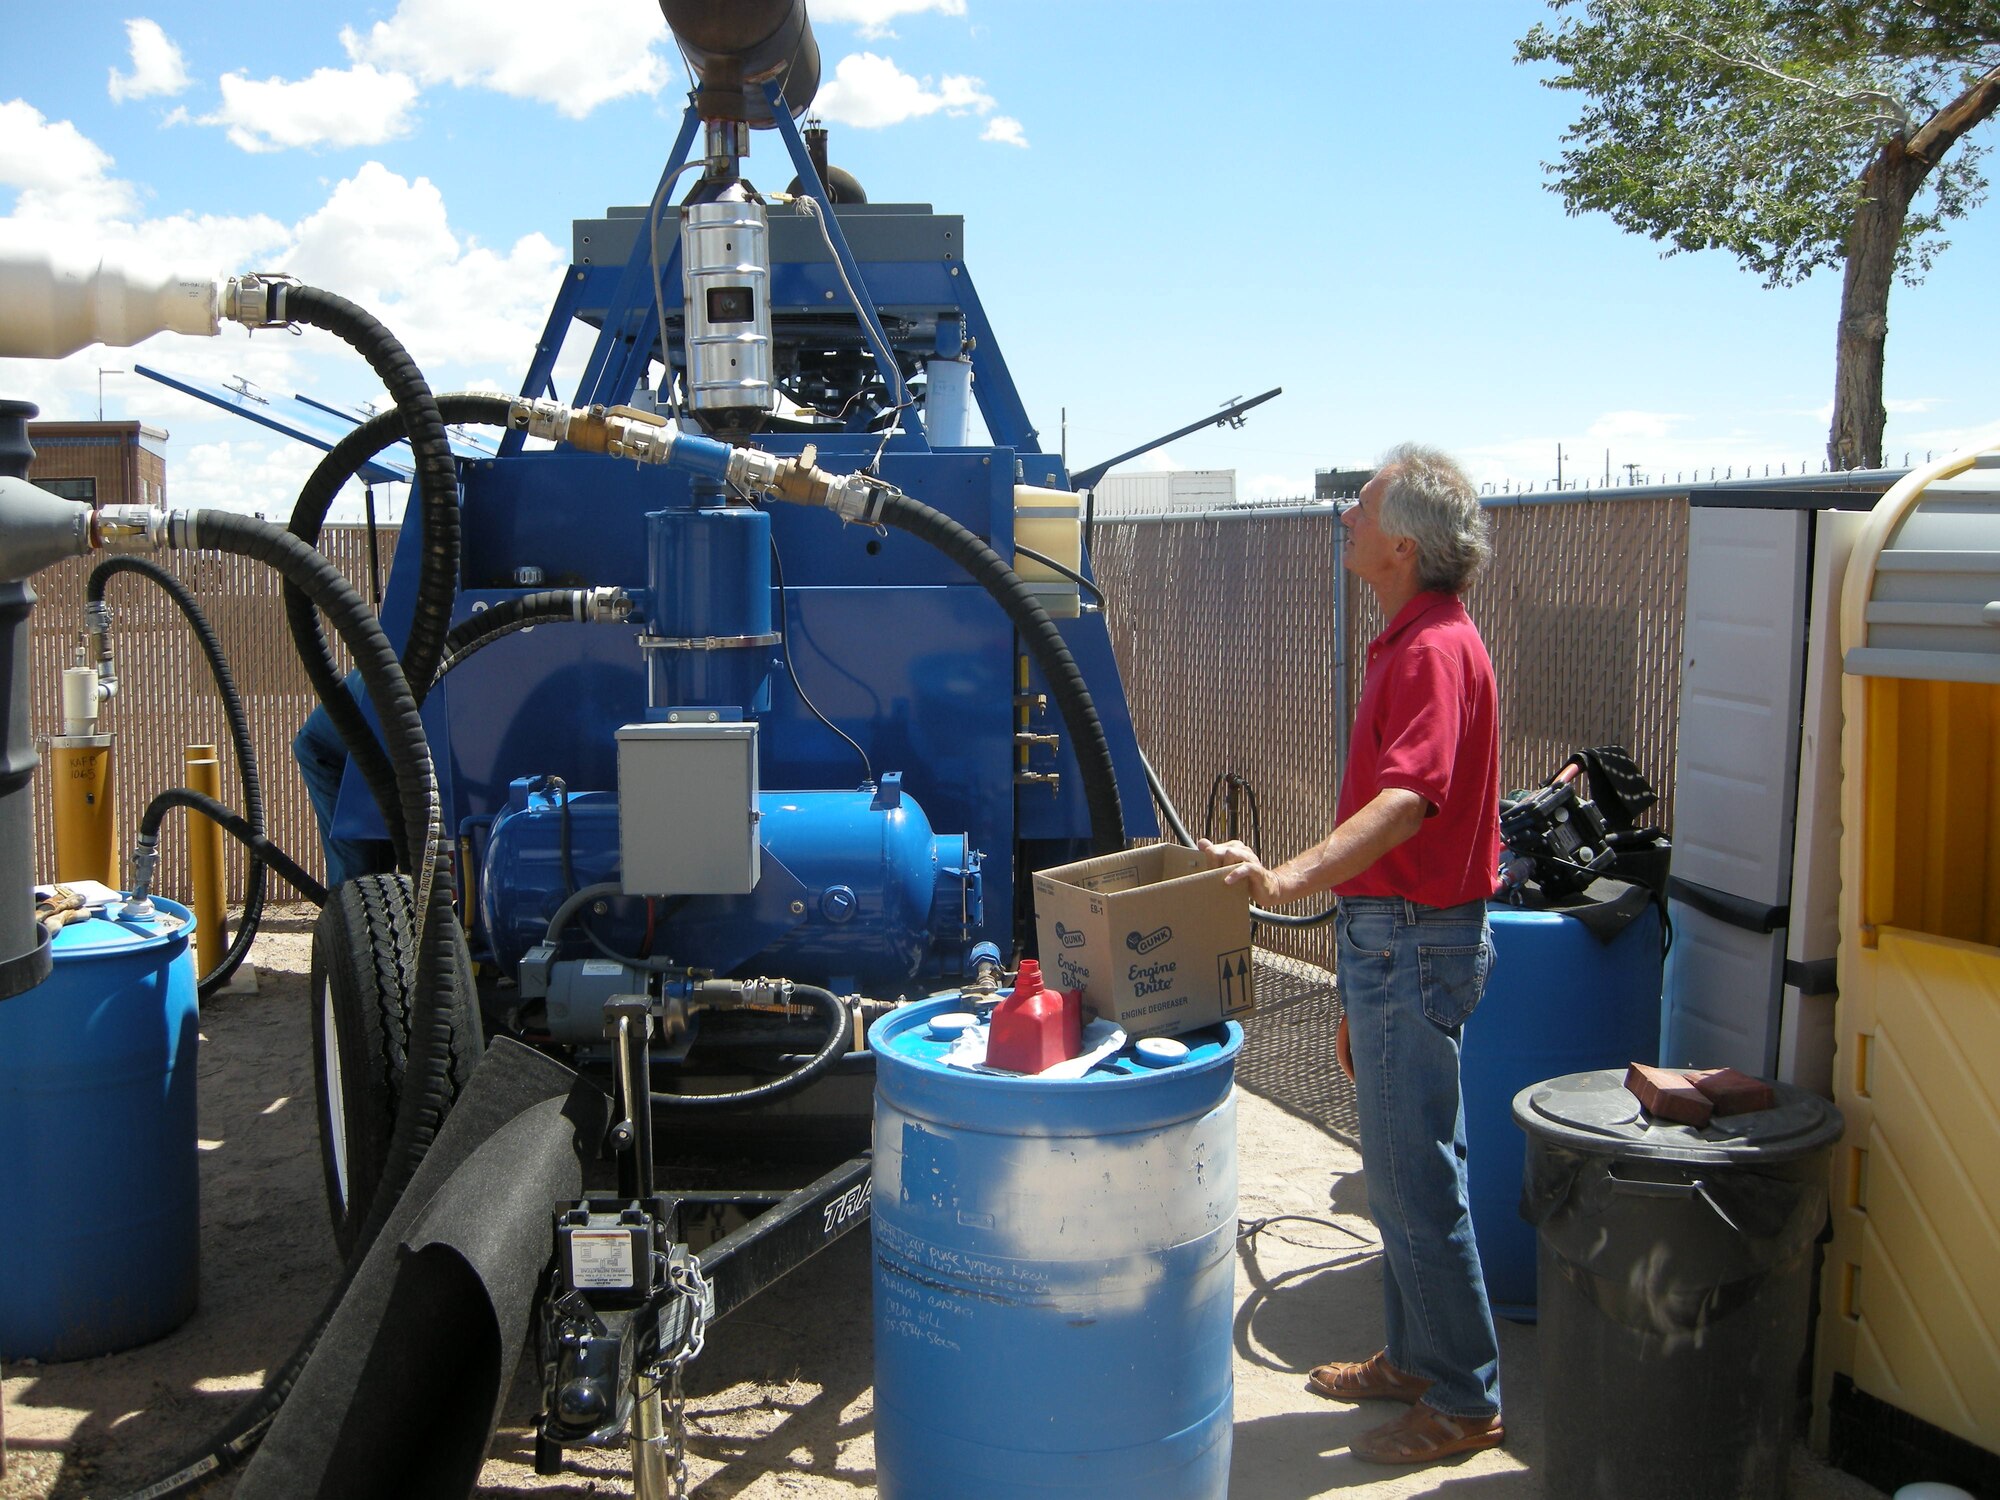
[311,874,480,1257]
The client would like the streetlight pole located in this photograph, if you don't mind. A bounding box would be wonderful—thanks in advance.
[97,368,125,421]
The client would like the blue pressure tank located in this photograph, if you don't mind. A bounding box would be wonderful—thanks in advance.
[479,780,977,990]
[870,999,1242,1499]
[1466,901,1662,1319]
[0,899,200,1361]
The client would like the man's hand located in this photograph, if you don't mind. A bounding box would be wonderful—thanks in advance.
[1197,837,1282,906]
[1336,1012,1354,1081]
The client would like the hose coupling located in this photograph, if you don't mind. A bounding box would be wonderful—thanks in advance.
[220,272,302,331]
[756,444,894,524]
[508,395,580,443]
[123,834,161,915]
[581,586,635,623]
[91,504,173,552]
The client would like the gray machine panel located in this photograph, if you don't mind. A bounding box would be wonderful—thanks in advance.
[616,721,760,896]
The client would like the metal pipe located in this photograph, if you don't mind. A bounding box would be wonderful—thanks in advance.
[184,745,227,977]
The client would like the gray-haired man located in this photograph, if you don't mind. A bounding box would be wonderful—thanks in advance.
[1202,445,1504,1464]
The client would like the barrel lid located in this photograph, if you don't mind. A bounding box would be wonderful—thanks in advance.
[48,898,194,959]
[1512,1068,1844,1164]
[872,995,1239,1089]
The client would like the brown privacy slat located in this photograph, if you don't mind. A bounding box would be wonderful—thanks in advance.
[1092,497,1689,971]
[27,526,398,904]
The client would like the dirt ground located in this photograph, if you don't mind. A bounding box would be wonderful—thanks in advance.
[2,911,1885,1500]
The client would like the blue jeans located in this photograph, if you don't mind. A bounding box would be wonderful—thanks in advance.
[1336,894,1502,1418]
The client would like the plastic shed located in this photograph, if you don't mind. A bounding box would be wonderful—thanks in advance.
[1813,438,2000,1497]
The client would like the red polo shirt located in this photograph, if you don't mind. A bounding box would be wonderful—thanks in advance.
[1334,591,1500,907]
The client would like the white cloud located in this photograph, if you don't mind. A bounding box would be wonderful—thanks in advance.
[0,99,141,225]
[108,19,191,103]
[981,115,1027,147]
[343,0,669,119]
[285,162,566,372]
[1883,396,1939,415]
[815,51,1000,129]
[3,133,565,515]
[202,64,420,153]
[813,0,966,40]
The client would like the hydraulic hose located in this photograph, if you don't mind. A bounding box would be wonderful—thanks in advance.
[115,510,465,1500]
[283,289,465,705]
[541,882,850,1108]
[87,557,271,994]
[433,588,609,684]
[874,490,1126,854]
[281,393,508,862]
[136,787,327,907]
[651,983,848,1110]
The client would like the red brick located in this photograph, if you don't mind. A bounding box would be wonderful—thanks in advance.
[1684,1066,1776,1115]
[1625,1062,1715,1126]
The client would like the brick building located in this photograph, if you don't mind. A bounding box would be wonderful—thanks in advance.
[24,419,168,507]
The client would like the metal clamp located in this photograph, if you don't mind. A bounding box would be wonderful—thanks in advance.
[636,632,782,652]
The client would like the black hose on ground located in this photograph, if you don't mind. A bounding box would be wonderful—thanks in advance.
[87,557,272,994]
[136,788,327,907]
[113,510,466,1500]
[433,588,603,683]
[874,490,1126,855]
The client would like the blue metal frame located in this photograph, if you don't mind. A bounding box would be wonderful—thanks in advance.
[324,103,1160,980]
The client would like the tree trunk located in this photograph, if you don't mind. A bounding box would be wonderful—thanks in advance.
[1829,145,1925,471]
[1828,66,2000,471]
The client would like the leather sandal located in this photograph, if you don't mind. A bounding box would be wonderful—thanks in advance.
[1350,1401,1505,1465]
[1306,1349,1432,1404]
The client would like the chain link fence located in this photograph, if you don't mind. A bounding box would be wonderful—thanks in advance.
[1093,497,1688,1138]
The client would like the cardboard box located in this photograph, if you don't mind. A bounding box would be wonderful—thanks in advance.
[1031,844,1255,1038]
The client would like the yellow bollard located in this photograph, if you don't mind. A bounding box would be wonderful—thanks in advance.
[184,746,228,977]
[50,740,117,886]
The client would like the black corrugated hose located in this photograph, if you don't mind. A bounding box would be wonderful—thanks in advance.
[272,330,499,866]
[136,788,327,907]
[113,510,466,1500]
[874,489,1126,854]
[86,557,279,993]
[433,588,599,684]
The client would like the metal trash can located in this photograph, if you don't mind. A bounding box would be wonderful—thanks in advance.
[1514,1069,1843,1500]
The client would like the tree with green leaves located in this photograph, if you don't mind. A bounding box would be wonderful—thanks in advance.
[1517,1,2000,470]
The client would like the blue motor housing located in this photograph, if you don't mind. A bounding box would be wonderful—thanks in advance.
[479,774,981,996]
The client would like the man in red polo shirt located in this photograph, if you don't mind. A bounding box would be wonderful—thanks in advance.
[1201,444,1503,1465]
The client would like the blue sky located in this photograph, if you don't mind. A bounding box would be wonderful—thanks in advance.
[3,0,1996,519]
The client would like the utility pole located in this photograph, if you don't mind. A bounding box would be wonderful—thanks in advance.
[1555,443,1564,489]
[97,368,124,421]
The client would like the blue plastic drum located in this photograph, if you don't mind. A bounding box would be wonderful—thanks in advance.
[1465,901,1662,1318]
[872,999,1242,1499]
[0,899,200,1361]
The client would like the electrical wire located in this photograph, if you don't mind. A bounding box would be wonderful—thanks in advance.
[1013,542,1105,610]
[768,531,874,786]
[1138,747,1337,929]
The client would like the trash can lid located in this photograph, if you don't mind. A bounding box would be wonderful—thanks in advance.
[1513,1068,1844,1164]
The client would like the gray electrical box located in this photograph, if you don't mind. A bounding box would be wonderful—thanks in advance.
[615,721,760,895]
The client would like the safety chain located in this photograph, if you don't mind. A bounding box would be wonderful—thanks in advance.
[647,1254,712,1500]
